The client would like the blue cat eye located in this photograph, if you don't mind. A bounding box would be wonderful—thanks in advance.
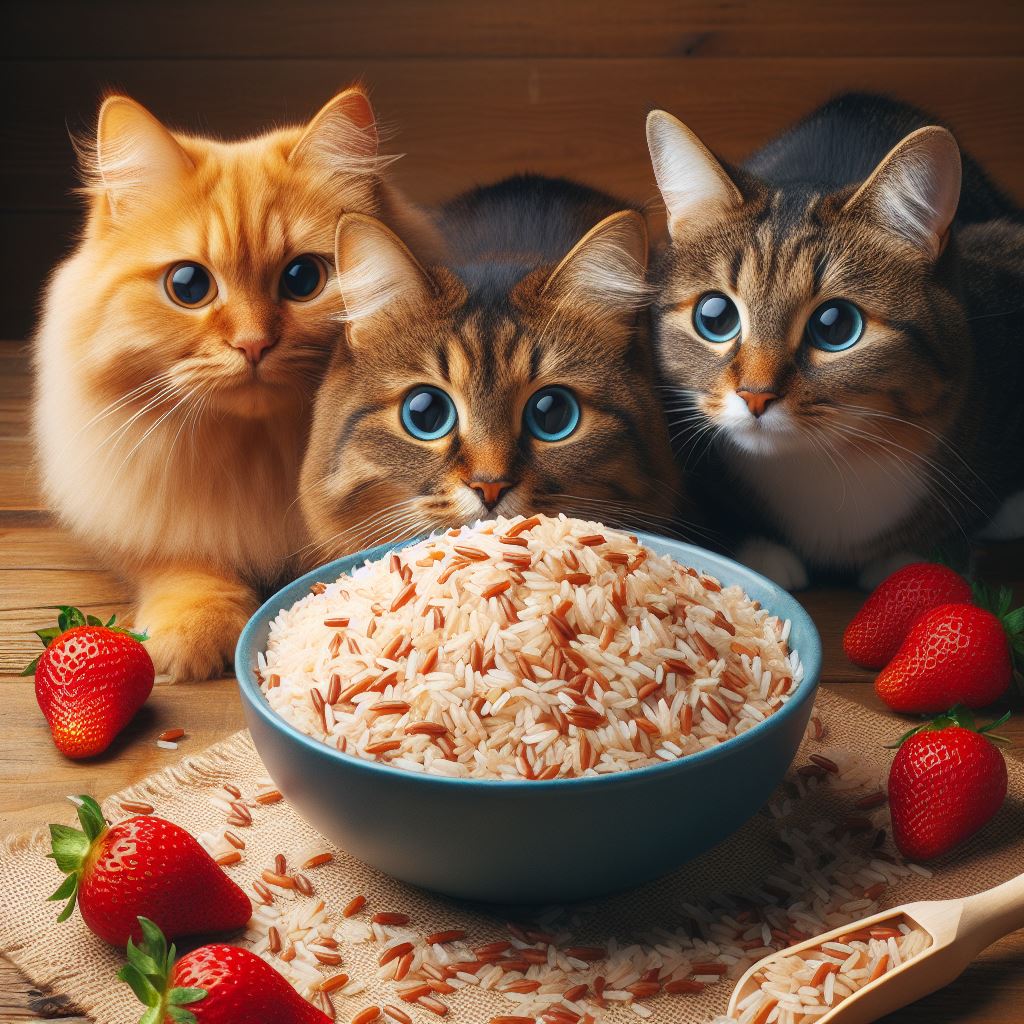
[165,262,216,308]
[805,299,864,352]
[693,291,741,343]
[523,386,580,443]
[401,386,457,441]
[280,254,327,301]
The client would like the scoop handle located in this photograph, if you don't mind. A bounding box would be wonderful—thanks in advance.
[958,872,1024,952]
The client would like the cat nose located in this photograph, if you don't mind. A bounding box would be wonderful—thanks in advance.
[230,335,274,365]
[466,479,515,510]
[736,389,781,418]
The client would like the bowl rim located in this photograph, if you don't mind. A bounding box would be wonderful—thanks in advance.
[236,529,821,792]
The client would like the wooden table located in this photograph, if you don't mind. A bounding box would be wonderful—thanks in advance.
[1,337,1021,1022]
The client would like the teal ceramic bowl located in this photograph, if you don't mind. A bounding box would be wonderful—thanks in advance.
[236,532,820,904]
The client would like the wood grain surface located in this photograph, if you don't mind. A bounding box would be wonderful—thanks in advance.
[1,0,1022,335]
[6,0,1024,59]
[1,336,1022,1020]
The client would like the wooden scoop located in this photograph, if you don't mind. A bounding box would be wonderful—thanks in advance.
[726,872,1024,1024]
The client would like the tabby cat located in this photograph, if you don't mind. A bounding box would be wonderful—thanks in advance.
[33,88,441,679]
[299,175,680,561]
[645,93,1024,589]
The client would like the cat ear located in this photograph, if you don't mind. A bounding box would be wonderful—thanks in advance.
[542,210,651,318]
[289,86,385,173]
[842,126,961,258]
[93,95,192,204]
[334,213,435,336]
[646,110,741,240]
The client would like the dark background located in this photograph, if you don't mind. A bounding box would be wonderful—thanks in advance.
[1,0,1021,339]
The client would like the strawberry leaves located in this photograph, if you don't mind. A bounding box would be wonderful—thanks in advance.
[971,583,1024,693]
[119,917,207,1024]
[47,872,80,922]
[22,606,148,675]
[887,704,1012,748]
[46,795,108,922]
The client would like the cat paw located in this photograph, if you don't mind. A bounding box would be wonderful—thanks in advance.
[735,539,809,591]
[136,573,257,681]
[857,551,922,592]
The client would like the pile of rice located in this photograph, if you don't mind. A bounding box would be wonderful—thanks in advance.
[192,740,935,1022]
[721,916,931,1024]
[259,514,802,780]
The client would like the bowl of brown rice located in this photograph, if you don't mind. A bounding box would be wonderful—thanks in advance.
[236,514,821,902]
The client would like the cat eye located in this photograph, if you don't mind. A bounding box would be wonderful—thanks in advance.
[401,386,457,441]
[693,291,741,343]
[280,254,327,302]
[805,299,864,352]
[165,262,217,309]
[523,386,580,443]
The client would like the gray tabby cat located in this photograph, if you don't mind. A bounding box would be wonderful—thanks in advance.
[645,93,1023,589]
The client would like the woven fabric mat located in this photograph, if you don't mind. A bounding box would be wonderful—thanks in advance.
[2,688,1022,1024]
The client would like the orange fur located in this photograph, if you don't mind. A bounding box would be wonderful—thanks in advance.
[33,89,440,679]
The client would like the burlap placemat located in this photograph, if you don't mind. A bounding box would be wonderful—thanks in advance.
[1,688,1022,1024]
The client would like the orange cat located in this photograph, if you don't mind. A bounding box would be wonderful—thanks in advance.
[32,87,440,680]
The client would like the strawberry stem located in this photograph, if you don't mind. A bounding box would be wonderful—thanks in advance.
[21,606,148,675]
[886,704,1013,749]
[119,917,206,1024]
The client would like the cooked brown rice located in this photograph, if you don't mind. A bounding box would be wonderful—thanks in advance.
[258,515,802,780]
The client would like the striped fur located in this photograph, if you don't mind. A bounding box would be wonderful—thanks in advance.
[647,94,1024,587]
[300,176,681,565]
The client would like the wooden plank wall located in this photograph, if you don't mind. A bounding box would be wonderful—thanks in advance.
[0,0,1021,338]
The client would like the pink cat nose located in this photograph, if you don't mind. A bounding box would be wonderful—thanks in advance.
[736,389,781,418]
[230,335,274,365]
[466,479,515,510]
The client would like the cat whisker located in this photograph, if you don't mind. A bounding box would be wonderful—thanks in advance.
[292,495,429,563]
[345,506,442,559]
[547,470,694,520]
[53,371,177,455]
[294,504,416,562]
[833,402,992,493]
[682,419,723,471]
[547,491,674,522]
[93,381,186,455]
[821,419,980,537]
[797,419,855,509]
[964,307,1021,322]
[826,418,979,511]
[165,386,211,467]
[545,491,718,546]
[106,386,201,486]
[830,435,973,543]
[344,516,422,556]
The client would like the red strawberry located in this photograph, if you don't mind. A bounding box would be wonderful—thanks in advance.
[887,707,1009,860]
[25,606,154,758]
[844,563,972,669]
[875,601,1019,712]
[48,796,251,945]
[120,917,331,1024]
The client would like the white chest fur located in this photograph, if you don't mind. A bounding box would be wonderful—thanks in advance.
[722,439,930,568]
[34,373,309,582]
